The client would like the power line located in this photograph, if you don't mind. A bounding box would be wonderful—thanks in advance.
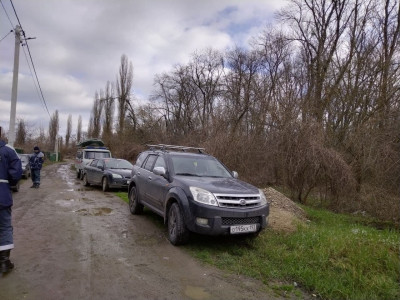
[10,0,51,118]
[0,0,14,28]
[0,29,13,42]
[21,44,47,113]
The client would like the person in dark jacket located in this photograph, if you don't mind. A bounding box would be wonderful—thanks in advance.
[0,131,23,273]
[29,146,44,188]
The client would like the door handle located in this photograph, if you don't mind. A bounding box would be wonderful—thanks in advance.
[148,176,152,180]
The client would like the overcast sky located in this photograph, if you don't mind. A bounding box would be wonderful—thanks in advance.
[0,0,287,138]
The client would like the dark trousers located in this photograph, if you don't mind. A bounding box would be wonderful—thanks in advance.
[31,169,41,185]
[0,206,13,251]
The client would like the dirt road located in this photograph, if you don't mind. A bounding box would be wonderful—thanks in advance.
[0,161,278,300]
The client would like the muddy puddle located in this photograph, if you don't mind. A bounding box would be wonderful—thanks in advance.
[74,207,113,216]
[184,285,210,300]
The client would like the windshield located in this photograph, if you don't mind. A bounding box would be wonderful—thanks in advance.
[171,155,232,178]
[19,155,29,163]
[85,151,111,159]
[105,159,133,169]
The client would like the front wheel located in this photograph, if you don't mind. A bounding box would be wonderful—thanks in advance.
[128,186,143,215]
[102,177,110,192]
[168,203,189,245]
[83,174,90,186]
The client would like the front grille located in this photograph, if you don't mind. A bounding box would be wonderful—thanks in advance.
[221,216,261,226]
[214,193,262,209]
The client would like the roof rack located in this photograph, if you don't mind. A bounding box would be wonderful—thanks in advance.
[147,144,206,153]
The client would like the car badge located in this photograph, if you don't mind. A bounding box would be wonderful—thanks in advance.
[239,199,247,206]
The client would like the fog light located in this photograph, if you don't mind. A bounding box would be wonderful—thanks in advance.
[196,217,209,225]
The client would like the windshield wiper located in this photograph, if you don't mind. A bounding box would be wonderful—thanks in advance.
[175,173,201,177]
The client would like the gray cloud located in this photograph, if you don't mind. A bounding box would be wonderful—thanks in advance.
[0,0,286,137]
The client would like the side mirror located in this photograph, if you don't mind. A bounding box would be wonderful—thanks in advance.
[232,171,238,178]
[153,166,166,177]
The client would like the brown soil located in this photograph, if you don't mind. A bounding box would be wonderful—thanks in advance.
[264,187,308,233]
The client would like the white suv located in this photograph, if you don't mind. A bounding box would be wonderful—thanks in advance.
[75,147,111,179]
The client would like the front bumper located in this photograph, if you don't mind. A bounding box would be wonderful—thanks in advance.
[183,201,269,235]
[109,178,130,189]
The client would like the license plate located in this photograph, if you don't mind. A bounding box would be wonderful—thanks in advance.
[230,224,257,234]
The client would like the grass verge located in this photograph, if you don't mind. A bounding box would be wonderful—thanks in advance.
[185,207,400,300]
[114,192,400,299]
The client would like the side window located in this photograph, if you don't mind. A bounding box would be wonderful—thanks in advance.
[96,160,104,169]
[135,153,146,167]
[90,159,98,167]
[153,156,166,170]
[143,155,157,171]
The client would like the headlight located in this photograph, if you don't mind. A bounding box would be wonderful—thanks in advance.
[259,189,268,205]
[190,187,218,206]
[112,173,123,179]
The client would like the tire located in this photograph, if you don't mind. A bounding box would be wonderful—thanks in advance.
[128,186,143,215]
[77,170,81,179]
[102,177,110,192]
[168,203,189,245]
[83,174,90,186]
[80,171,84,180]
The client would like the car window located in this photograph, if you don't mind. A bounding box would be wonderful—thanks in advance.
[96,160,104,169]
[105,159,133,169]
[171,155,232,177]
[143,155,157,171]
[90,159,98,167]
[135,153,146,167]
[153,156,166,170]
[19,155,29,163]
[85,151,111,159]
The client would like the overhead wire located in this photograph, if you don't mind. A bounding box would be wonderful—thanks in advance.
[21,44,47,113]
[0,0,14,28]
[0,30,13,42]
[9,0,51,118]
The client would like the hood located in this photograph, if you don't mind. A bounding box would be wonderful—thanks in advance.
[108,168,132,178]
[175,176,259,195]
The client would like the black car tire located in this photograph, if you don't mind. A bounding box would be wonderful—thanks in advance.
[128,186,143,215]
[102,177,110,192]
[83,174,90,186]
[76,170,80,179]
[168,203,189,245]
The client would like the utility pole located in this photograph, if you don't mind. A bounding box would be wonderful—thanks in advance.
[9,25,22,147]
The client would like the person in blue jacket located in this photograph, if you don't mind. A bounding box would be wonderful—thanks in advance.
[29,146,44,188]
[0,129,22,273]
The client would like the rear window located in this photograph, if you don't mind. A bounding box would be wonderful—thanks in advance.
[85,151,111,159]
[135,152,146,167]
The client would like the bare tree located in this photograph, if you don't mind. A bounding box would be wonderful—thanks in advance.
[65,114,72,148]
[116,54,133,135]
[77,115,82,143]
[15,119,27,147]
[48,110,59,151]
[88,91,103,138]
[102,81,115,143]
[279,0,355,123]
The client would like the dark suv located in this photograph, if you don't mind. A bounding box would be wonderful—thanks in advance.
[128,144,269,245]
